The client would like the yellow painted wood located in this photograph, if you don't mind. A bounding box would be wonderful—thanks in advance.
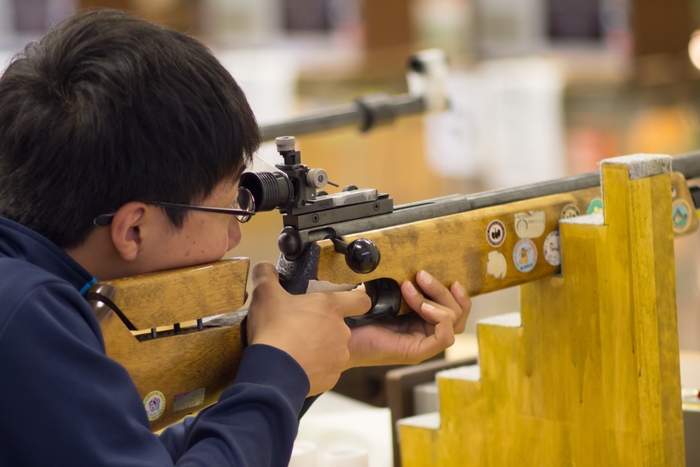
[317,172,696,313]
[399,156,685,466]
[317,187,601,301]
[400,421,441,467]
[104,258,249,329]
[90,258,249,431]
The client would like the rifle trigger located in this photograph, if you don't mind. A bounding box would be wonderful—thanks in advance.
[345,279,401,327]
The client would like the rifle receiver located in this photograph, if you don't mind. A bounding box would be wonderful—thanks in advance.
[240,137,393,261]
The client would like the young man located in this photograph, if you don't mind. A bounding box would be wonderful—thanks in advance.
[0,9,470,467]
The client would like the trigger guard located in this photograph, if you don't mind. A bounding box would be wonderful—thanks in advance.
[345,278,402,327]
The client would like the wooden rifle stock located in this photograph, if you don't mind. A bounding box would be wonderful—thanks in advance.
[87,258,249,431]
[316,171,697,299]
[89,169,698,432]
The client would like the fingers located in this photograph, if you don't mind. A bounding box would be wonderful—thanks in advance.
[450,282,471,334]
[414,302,456,359]
[251,261,280,287]
[402,271,472,334]
[252,261,369,319]
[401,280,425,312]
[415,270,460,314]
[331,288,372,318]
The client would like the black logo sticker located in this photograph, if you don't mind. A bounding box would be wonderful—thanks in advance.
[486,220,506,248]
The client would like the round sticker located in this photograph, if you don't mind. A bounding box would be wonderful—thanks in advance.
[672,199,691,234]
[144,391,166,421]
[514,211,545,239]
[560,204,580,219]
[512,239,537,273]
[543,231,561,266]
[486,220,506,247]
[486,251,507,279]
[586,198,603,215]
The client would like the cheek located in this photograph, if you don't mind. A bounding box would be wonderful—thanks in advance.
[207,221,233,258]
[227,218,242,251]
[187,219,232,261]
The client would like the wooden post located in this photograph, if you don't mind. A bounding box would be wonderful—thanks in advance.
[399,154,686,466]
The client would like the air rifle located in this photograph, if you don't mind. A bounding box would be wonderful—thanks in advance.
[242,141,700,326]
[89,146,700,431]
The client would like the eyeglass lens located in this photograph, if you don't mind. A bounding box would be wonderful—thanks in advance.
[234,187,255,223]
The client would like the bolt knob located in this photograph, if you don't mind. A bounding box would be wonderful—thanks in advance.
[278,229,301,258]
[345,238,381,274]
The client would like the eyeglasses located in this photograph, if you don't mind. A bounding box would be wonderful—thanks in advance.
[93,186,256,227]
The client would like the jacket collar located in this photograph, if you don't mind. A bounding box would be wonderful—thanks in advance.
[0,217,97,295]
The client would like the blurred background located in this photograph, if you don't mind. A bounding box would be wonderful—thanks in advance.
[7,2,700,464]
[4,0,700,393]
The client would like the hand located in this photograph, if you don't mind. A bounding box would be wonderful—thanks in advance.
[345,270,471,368]
[245,262,371,396]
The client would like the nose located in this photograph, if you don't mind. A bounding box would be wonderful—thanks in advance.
[227,216,242,252]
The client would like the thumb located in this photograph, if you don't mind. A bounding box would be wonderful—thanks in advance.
[251,261,280,287]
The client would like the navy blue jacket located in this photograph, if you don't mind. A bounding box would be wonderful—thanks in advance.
[0,217,310,466]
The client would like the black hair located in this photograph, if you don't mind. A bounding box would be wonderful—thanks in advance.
[0,9,260,249]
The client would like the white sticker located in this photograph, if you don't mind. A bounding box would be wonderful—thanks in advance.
[543,231,561,266]
[173,388,206,412]
[486,251,507,279]
[486,220,506,247]
[514,211,546,239]
[144,391,166,421]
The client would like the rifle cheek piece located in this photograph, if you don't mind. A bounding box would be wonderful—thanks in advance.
[331,237,381,274]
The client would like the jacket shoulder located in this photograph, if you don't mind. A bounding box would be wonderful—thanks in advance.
[0,257,70,299]
[0,257,97,338]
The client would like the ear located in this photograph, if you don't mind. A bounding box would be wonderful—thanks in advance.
[109,202,148,262]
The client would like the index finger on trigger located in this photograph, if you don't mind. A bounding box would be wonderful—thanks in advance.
[332,288,372,318]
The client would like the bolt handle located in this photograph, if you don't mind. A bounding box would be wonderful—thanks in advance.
[331,237,381,274]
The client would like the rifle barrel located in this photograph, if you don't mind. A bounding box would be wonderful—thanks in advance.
[259,94,425,142]
[670,150,700,180]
